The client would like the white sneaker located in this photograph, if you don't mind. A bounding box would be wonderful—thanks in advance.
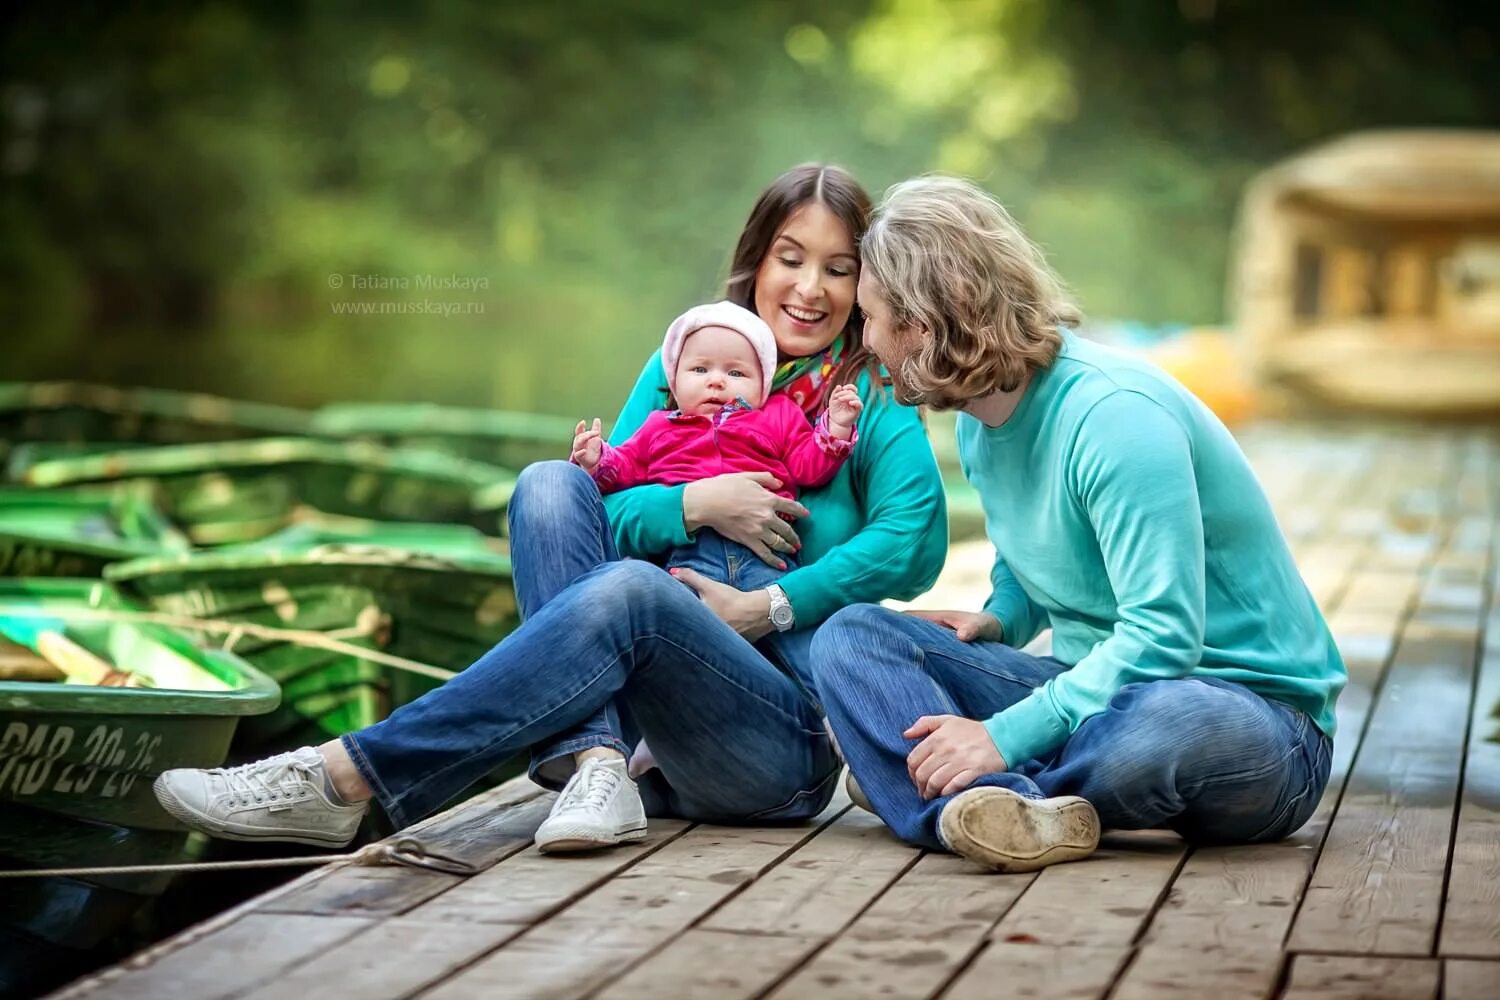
[938,786,1100,873]
[534,757,647,854]
[154,747,368,848]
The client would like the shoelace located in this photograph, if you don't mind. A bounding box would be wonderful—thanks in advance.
[213,753,317,806]
[554,760,622,815]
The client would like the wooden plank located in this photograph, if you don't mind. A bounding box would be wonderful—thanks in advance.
[406,817,692,924]
[1282,954,1438,1000]
[597,928,823,1000]
[1291,588,1481,954]
[1439,574,1500,957]
[260,780,553,916]
[421,812,849,999]
[1110,944,1281,1000]
[234,918,524,1000]
[767,852,1035,999]
[989,831,1186,948]
[67,914,373,1000]
[595,809,919,1000]
[1444,959,1500,1000]
[702,807,920,936]
[1139,561,1381,954]
[941,943,1128,1000]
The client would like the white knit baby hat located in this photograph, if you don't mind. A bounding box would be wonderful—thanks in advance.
[661,300,778,400]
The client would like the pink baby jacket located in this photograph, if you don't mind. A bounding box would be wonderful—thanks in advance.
[587,395,855,500]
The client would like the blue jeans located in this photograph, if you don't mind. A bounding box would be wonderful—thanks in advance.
[342,461,838,828]
[811,605,1332,851]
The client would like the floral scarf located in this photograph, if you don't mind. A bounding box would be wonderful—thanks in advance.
[772,335,846,419]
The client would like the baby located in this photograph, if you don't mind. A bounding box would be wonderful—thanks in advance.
[535,301,863,851]
[571,299,862,594]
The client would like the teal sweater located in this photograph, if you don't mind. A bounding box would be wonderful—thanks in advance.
[961,331,1345,768]
[604,351,948,627]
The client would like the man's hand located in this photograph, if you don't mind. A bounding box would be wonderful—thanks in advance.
[905,715,1007,799]
[905,609,1002,643]
[570,418,604,473]
[669,566,774,640]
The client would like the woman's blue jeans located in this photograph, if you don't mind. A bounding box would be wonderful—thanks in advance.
[811,605,1332,851]
[342,461,839,829]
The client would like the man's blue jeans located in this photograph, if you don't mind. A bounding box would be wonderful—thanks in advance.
[811,605,1332,851]
[341,461,838,829]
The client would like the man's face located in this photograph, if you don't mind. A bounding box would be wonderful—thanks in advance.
[857,270,923,403]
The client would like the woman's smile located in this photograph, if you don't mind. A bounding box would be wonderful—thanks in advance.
[781,304,828,328]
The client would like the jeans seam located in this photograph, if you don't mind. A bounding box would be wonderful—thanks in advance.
[743,754,841,821]
[926,647,1051,691]
[382,645,634,819]
[646,632,823,733]
[532,734,632,770]
[381,629,819,820]
[342,732,402,826]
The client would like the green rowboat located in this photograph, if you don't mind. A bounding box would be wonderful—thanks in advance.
[106,522,517,755]
[0,486,190,579]
[0,577,279,996]
[312,402,576,470]
[0,382,313,468]
[10,438,517,545]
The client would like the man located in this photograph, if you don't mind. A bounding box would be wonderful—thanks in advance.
[813,176,1344,872]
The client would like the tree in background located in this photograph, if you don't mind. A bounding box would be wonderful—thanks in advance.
[2,0,1495,414]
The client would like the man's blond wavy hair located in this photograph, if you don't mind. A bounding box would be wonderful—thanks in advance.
[862,175,1080,409]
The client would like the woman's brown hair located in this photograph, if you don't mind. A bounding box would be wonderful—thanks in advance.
[724,164,885,407]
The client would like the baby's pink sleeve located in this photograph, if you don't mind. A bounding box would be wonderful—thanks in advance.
[774,395,856,489]
[584,416,657,493]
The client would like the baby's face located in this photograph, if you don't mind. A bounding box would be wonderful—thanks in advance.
[673,326,764,415]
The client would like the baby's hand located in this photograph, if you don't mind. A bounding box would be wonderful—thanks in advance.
[826,384,863,440]
[571,418,604,472]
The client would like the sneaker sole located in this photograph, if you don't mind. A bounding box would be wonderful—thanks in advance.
[939,787,1100,873]
[154,775,362,850]
[845,770,874,814]
[535,824,648,854]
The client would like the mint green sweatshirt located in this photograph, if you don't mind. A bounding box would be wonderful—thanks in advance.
[604,351,949,627]
[961,331,1345,768]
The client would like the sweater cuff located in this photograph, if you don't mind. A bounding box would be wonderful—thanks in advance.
[815,412,858,455]
[776,570,832,631]
[585,442,623,491]
[642,482,694,549]
[983,690,1071,770]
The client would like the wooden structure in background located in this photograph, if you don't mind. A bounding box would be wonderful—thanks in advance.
[56,423,1499,999]
[1232,130,1500,415]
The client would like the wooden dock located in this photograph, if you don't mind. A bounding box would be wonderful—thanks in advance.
[57,422,1499,999]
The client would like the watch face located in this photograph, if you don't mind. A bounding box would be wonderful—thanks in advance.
[771,605,794,627]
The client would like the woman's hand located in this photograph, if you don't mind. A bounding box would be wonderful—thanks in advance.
[682,472,808,570]
[905,609,1003,643]
[669,567,774,640]
[825,383,863,440]
[905,715,1008,799]
[571,418,604,473]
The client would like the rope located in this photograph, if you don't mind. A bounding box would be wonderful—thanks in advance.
[0,605,457,682]
[0,837,480,879]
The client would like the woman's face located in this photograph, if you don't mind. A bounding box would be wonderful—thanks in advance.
[752,202,859,360]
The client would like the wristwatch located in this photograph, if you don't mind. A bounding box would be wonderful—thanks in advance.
[766,583,796,632]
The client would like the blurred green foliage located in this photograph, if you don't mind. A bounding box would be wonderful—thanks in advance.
[2,0,1496,417]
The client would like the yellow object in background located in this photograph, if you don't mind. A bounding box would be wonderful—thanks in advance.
[1147,329,1260,427]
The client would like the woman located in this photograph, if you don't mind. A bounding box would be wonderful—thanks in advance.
[153,165,949,851]
[815,175,1343,873]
